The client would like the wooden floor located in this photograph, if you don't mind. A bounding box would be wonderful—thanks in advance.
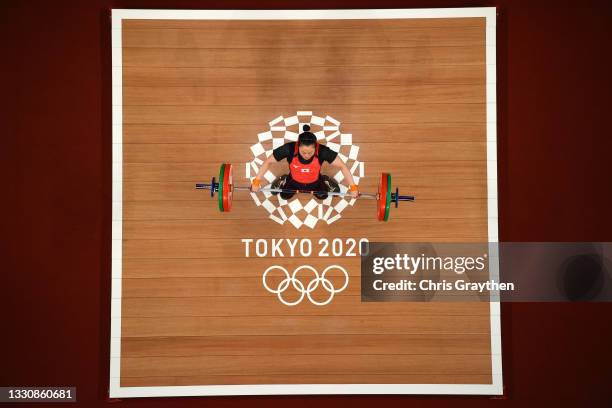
[119,17,491,387]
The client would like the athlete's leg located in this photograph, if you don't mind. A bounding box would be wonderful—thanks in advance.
[313,177,329,200]
[280,176,299,199]
[320,174,340,193]
[271,174,289,196]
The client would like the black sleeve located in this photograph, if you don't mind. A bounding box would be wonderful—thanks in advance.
[273,142,295,162]
[318,144,338,164]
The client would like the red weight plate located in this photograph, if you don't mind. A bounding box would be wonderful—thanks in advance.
[222,163,233,212]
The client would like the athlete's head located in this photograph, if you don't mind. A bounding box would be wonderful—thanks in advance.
[298,124,317,160]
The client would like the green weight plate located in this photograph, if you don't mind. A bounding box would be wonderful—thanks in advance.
[384,173,392,221]
[218,163,226,212]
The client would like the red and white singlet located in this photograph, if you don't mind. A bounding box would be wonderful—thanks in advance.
[289,143,320,184]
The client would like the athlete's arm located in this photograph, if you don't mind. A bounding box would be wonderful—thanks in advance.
[251,154,276,191]
[330,157,359,197]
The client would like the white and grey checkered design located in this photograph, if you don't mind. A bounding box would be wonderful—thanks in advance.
[246,111,365,229]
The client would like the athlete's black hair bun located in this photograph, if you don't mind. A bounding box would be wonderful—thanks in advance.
[302,124,311,132]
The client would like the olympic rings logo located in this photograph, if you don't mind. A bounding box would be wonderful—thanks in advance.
[262,265,349,306]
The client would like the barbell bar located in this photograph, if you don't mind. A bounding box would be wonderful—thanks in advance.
[195,163,415,221]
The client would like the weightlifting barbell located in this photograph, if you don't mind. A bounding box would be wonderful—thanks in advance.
[195,163,415,222]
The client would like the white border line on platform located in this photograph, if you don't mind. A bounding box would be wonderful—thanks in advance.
[109,7,501,398]
[483,6,503,397]
[111,7,496,21]
[110,11,122,395]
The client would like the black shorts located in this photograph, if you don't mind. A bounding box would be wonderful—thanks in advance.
[281,175,328,200]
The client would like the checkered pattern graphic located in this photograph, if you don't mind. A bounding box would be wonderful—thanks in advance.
[246,111,365,229]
